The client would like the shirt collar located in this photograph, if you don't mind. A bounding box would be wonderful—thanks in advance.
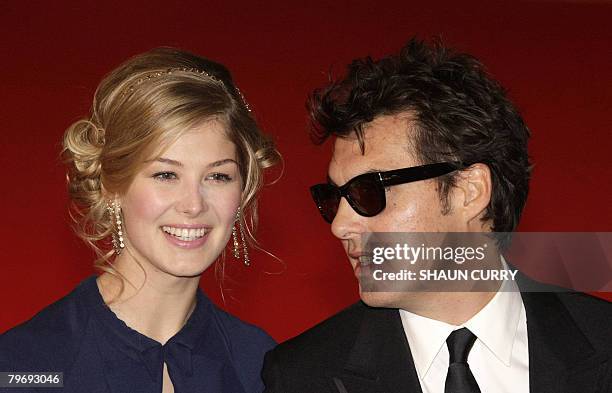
[82,275,214,382]
[464,274,522,367]
[399,258,523,378]
[399,308,455,380]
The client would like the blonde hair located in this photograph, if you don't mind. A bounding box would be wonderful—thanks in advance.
[62,47,280,277]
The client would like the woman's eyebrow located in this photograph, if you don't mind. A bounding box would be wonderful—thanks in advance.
[208,158,238,168]
[147,157,237,168]
[149,157,183,167]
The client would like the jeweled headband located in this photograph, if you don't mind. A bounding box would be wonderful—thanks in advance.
[122,67,251,112]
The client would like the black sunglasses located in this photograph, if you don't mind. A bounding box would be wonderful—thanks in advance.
[310,162,467,223]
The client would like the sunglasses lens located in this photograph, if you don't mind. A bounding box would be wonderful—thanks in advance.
[310,184,340,223]
[347,177,385,217]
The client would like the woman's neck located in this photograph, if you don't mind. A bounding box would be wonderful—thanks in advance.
[96,254,200,345]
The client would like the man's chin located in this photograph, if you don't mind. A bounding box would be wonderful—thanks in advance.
[359,290,405,309]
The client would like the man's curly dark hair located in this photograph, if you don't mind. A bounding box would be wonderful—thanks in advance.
[308,37,532,235]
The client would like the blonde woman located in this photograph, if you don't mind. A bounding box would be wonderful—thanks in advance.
[0,48,280,393]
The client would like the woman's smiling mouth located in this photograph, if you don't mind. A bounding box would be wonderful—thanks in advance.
[162,226,210,242]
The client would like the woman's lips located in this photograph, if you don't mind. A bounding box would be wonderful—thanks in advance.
[162,227,210,249]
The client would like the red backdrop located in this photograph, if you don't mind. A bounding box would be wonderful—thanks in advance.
[1,0,611,341]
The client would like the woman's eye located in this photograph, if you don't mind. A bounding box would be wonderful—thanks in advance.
[153,172,177,181]
[207,173,232,182]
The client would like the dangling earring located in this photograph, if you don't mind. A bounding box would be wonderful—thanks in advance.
[107,199,124,255]
[232,210,240,259]
[232,207,250,266]
[239,212,250,266]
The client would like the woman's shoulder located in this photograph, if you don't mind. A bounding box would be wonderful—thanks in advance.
[207,300,276,352]
[201,298,276,391]
[0,277,97,370]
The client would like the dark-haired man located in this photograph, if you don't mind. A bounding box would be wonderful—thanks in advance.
[263,39,612,393]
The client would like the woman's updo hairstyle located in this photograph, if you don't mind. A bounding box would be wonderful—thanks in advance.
[62,47,280,272]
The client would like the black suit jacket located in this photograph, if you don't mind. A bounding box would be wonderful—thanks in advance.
[263,281,612,393]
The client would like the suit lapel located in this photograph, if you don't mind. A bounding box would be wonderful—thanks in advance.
[521,291,608,393]
[332,277,609,393]
[335,305,422,393]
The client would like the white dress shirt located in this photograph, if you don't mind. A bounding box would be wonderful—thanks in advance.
[399,277,529,393]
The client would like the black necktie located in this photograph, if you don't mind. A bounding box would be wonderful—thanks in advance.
[444,328,481,393]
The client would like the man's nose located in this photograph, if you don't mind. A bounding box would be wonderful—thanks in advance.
[331,197,362,240]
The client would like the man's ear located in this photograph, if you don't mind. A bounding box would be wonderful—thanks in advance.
[452,163,492,230]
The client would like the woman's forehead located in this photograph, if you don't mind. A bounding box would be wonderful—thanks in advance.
[147,120,236,162]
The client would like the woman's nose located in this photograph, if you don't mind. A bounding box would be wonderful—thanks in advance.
[176,183,207,216]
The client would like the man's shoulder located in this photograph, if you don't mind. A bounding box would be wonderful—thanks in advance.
[518,271,611,346]
[555,291,612,350]
[263,301,403,391]
[268,301,369,367]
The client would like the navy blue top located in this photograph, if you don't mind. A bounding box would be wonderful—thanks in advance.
[0,276,275,392]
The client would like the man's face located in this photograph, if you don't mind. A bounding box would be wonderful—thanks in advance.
[328,113,467,308]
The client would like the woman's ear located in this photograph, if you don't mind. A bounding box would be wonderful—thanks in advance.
[101,183,121,207]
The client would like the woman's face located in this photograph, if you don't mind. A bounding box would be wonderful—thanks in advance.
[118,119,242,278]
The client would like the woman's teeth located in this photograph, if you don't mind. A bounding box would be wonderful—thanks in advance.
[162,226,208,241]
